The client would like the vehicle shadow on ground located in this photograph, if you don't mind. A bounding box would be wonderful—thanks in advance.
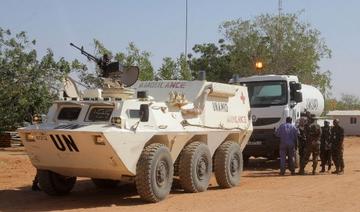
[242,158,285,178]
[0,180,152,211]
[244,158,280,171]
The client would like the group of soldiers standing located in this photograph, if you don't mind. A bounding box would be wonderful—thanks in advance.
[297,114,345,175]
[276,113,345,176]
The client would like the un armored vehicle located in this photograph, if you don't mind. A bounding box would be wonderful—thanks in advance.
[18,45,253,202]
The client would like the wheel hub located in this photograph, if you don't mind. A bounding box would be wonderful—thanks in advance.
[230,154,240,177]
[156,161,168,187]
[197,157,208,180]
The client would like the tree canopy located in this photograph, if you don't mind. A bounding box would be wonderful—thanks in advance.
[325,94,360,112]
[0,28,80,131]
[189,13,332,94]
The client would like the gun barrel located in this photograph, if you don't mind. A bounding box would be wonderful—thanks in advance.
[70,42,99,63]
[69,43,82,51]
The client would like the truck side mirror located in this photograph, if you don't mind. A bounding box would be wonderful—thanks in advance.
[290,82,302,91]
[140,104,149,122]
[290,82,302,102]
[294,91,303,103]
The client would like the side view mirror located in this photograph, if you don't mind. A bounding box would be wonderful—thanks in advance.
[290,82,302,91]
[140,104,149,122]
[294,91,303,103]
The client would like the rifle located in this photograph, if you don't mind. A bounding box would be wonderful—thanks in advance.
[70,43,101,65]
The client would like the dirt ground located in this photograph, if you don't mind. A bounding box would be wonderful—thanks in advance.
[1,137,360,212]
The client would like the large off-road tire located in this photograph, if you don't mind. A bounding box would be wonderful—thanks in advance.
[135,143,174,203]
[214,141,243,188]
[91,178,119,188]
[37,169,76,195]
[179,142,212,193]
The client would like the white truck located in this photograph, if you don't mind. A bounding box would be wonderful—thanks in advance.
[231,75,324,162]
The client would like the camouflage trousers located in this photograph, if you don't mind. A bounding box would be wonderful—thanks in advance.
[320,148,332,168]
[300,142,320,172]
[332,146,344,171]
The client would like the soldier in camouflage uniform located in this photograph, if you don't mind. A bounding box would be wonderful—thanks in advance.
[297,117,308,167]
[331,119,345,174]
[320,120,332,172]
[298,115,322,175]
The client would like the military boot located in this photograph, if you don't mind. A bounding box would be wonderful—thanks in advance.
[320,166,326,173]
[331,168,339,174]
[339,167,344,175]
[298,168,305,175]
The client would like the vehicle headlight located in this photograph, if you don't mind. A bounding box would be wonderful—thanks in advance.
[26,133,35,141]
[94,135,106,145]
[111,117,122,127]
[32,114,42,124]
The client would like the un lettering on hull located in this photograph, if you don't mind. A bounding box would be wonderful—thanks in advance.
[49,134,80,152]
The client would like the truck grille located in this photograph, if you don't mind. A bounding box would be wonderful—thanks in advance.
[253,118,281,126]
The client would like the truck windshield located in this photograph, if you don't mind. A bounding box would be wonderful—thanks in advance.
[244,81,287,107]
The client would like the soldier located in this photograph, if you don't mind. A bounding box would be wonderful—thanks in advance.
[297,117,308,167]
[320,120,332,172]
[98,53,111,77]
[331,119,345,174]
[298,114,321,175]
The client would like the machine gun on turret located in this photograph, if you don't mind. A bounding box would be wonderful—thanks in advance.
[70,43,139,87]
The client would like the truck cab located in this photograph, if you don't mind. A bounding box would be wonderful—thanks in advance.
[232,75,303,161]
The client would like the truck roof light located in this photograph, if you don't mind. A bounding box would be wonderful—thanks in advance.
[255,61,263,70]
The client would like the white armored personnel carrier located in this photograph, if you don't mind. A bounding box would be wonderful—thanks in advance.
[18,45,253,202]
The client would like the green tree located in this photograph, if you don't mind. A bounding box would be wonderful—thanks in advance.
[116,42,154,81]
[324,94,360,112]
[177,53,192,80]
[189,12,332,92]
[0,28,77,131]
[189,39,232,82]
[220,12,332,92]
[337,94,360,110]
[157,57,177,80]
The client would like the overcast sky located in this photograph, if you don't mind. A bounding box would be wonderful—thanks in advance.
[0,0,359,98]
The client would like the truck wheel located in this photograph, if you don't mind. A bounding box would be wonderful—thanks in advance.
[179,142,212,193]
[214,141,243,188]
[135,143,173,203]
[91,179,119,188]
[38,169,76,195]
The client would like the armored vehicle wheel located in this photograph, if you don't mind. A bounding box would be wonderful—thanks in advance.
[91,179,119,188]
[38,169,76,195]
[214,141,243,188]
[135,143,173,203]
[179,142,212,193]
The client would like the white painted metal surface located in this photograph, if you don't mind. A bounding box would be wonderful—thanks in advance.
[18,80,253,180]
